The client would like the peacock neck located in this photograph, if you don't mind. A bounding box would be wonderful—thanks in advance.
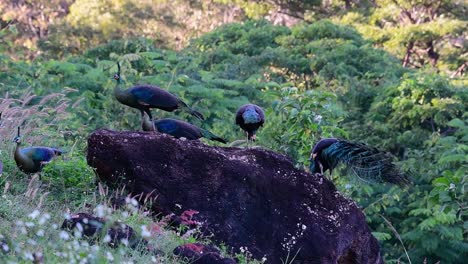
[114,79,127,101]
[14,142,25,160]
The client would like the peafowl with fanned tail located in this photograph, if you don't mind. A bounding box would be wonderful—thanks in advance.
[309,138,410,186]
[142,113,226,143]
[235,104,265,143]
[13,127,63,175]
[113,63,204,131]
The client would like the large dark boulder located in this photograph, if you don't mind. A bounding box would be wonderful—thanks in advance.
[87,129,383,264]
[174,243,237,264]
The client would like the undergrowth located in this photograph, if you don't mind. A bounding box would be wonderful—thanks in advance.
[0,91,261,263]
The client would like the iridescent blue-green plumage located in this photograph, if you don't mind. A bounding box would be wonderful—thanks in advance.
[142,115,226,143]
[13,127,62,174]
[113,63,204,121]
[235,104,265,141]
[15,146,62,173]
[310,138,410,186]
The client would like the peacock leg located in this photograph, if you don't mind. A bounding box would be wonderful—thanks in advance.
[145,109,157,133]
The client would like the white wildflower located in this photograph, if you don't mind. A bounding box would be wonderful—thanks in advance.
[95,204,111,217]
[25,222,35,227]
[28,210,40,219]
[125,197,138,207]
[120,238,129,246]
[76,223,84,232]
[38,213,50,225]
[121,211,129,218]
[95,205,105,217]
[314,114,323,123]
[91,245,100,253]
[19,226,27,235]
[59,231,70,240]
[103,234,111,243]
[64,213,71,220]
[36,229,45,237]
[106,251,114,261]
[73,229,83,238]
[2,244,9,252]
[302,224,307,230]
[24,251,34,261]
[141,225,151,238]
[449,183,456,190]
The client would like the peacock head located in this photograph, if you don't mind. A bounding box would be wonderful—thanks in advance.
[13,136,21,144]
[113,73,120,81]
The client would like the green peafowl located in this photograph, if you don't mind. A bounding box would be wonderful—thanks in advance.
[142,113,226,143]
[13,127,62,175]
[235,104,265,144]
[309,138,410,186]
[113,63,204,131]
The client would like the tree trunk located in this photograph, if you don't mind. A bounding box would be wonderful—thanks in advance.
[402,42,414,67]
[426,41,439,67]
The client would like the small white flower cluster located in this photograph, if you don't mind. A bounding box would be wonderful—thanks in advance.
[124,196,140,215]
[94,204,113,218]
[314,114,323,123]
[140,225,151,238]
[239,246,253,259]
[282,221,307,251]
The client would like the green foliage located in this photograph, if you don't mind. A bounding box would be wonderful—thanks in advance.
[335,0,467,73]
[42,155,96,205]
[366,71,467,149]
[0,14,467,263]
[261,87,347,165]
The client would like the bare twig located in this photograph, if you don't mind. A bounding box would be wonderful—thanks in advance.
[380,214,412,264]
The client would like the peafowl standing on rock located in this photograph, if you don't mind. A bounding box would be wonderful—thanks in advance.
[310,138,410,186]
[235,104,265,144]
[142,113,226,143]
[13,127,62,176]
[113,63,204,132]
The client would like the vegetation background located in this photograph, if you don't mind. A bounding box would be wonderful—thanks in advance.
[0,0,466,263]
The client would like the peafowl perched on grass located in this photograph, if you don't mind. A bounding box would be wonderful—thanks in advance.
[113,63,204,131]
[309,138,410,186]
[235,104,265,144]
[142,113,226,143]
[13,127,63,176]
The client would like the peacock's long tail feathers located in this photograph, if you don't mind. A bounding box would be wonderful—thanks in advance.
[200,129,227,144]
[178,101,205,121]
[321,140,410,186]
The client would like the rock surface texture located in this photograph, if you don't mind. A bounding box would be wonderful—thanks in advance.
[173,243,237,264]
[87,129,383,264]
